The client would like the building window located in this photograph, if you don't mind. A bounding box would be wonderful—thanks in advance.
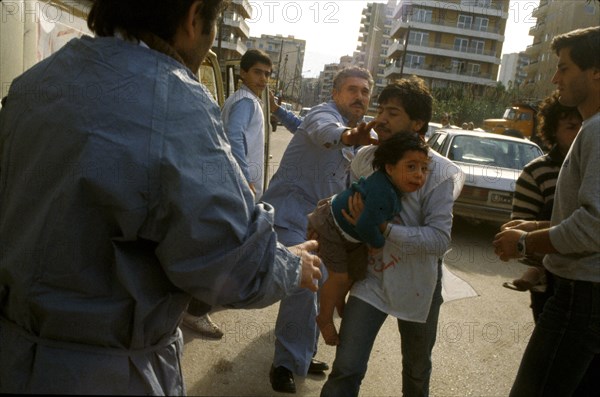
[457,15,473,29]
[406,54,425,69]
[474,17,489,31]
[467,63,481,76]
[470,39,485,54]
[454,38,469,52]
[460,0,491,6]
[408,31,429,46]
[451,59,465,74]
[413,8,433,23]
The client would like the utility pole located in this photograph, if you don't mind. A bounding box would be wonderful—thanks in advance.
[280,54,288,101]
[217,12,224,60]
[399,25,411,78]
[275,37,284,98]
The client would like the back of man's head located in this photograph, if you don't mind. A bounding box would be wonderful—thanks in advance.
[332,67,374,92]
[88,0,227,42]
[379,77,433,135]
[551,26,600,71]
[241,49,272,72]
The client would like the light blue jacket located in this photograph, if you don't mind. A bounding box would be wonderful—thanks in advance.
[261,101,355,241]
[0,36,301,395]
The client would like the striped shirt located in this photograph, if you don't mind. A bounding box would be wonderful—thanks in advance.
[511,145,564,221]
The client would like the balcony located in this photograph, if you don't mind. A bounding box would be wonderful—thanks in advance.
[232,0,252,19]
[223,15,250,39]
[387,40,405,58]
[393,0,507,19]
[532,1,548,18]
[219,37,247,56]
[390,17,504,42]
[390,41,500,65]
[526,41,542,58]
[529,21,544,36]
[384,60,497,86]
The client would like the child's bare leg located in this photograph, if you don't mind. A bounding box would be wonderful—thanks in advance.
[317,271,352,346]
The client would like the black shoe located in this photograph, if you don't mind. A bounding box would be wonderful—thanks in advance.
[270,365,296,393]
[308,358,329,374]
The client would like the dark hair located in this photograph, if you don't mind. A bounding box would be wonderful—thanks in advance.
[372,132,429,171]
[88,0,228,42]
[332,66,374,91]
[551,26,600,70]
[378,77,432,135]
[536,91,582,149]
[241,49,272,72]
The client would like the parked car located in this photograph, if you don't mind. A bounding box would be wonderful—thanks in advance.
[427,129,543,224]
[425,122,460,139]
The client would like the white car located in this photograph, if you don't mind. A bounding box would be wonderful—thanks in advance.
[427,129,543,224]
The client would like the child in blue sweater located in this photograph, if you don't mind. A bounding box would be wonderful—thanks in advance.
[308,132,430,345]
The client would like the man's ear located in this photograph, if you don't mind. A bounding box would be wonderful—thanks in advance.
[181,0,203,39]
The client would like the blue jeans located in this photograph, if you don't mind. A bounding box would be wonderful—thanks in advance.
[321,266,443,397]
[510,275,600,396]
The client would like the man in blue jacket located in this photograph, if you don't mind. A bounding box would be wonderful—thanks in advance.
[262,66,375,393]
[0,0,321,394]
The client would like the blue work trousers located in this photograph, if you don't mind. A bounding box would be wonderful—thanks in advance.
[510,275,600,396]
[273,225,325,376]
[321,267,443,397]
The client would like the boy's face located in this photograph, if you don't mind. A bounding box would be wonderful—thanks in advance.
[385,150,430,193]
[374,98,424,141]
[241,62,272,97]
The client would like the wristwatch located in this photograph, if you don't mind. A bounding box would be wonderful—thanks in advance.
[517,232,528,256]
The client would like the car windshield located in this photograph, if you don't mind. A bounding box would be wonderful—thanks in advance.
[448,135,541,170]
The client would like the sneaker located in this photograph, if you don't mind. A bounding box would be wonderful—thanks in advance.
[182,313,223,339]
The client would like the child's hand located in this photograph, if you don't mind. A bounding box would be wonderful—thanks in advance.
[341,192,364,225]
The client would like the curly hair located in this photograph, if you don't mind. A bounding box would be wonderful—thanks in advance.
[88,0,228,41]
[378,77,433,135]
[372,132,429,171]
[536,92,582,149]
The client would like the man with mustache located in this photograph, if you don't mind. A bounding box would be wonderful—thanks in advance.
[261,66,376,394]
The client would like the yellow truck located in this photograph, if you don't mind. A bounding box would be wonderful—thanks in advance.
[483,103,539,141]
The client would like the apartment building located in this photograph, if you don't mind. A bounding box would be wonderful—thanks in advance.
[385,0,509,92]
[524,0,599,99]
[214,0,252,60]
[354,0,397,113]
[498,52,530,88]
[247,34,306,106]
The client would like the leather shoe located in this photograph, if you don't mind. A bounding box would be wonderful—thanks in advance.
[270,365,296,393]
[308,358,329,374]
